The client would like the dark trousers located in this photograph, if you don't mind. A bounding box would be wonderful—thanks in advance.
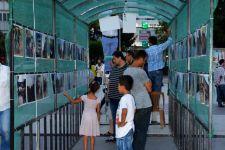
[217,85,225,104]
[95,77,102,84]
[133,107,152,150]
[110,99,119,137]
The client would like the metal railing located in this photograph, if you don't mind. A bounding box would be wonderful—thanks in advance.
[169,95,209,150]
[14,103,83,150]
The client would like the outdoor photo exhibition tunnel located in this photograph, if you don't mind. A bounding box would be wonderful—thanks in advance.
[8,0,219,149]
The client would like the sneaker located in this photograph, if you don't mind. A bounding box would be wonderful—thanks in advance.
[101,131,113,136]
[151,121,160,125]
[105,136,116,143]
[218,103,224,107]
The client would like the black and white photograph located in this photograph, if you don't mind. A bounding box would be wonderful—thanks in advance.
[49,37,55,59]
[70,72,75,89]
[189,73,196,97]
[26,74,35,103]
[74,71,77,88]
[197,29,202,56]
[43,74,48,97]
[192,31,197,57]
[42,34,48,58]
[201,25,207,55]
[189,35,193,57]
[36,74,43,100]
[64,73,69,91]
[25,29,35,58]
[13,25,24,56]
[57,39,64,59]
[51,73,56,94]
[56,73,64,93]
[183,73,189,94]
[17,75,26,106]
[64,41,69,60]
[36,32,42,58]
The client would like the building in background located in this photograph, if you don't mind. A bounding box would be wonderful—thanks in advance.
[0,0,9,34]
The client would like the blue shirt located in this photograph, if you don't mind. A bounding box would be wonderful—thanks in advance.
[145,37,172,72]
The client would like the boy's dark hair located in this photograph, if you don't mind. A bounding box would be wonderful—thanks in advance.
[219,59,225,65]
[113,50,126,61]
[119,75,133,91]
[126,50,134,58]
[133,50,148,60]
[148,36,157,45]
[89,80,100,93]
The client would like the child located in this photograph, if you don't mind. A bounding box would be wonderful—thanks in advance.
[64,81,100,150]
[116,75,136,150]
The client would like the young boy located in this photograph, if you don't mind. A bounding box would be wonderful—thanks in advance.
[116,75,136,150]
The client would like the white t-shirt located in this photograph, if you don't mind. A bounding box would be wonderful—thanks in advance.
[214,66,225,85]
[116,94,136,138]
[96,64,105,77]
[0,64,10,111]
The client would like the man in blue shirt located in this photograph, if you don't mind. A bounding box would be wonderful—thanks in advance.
[145,30,172,92]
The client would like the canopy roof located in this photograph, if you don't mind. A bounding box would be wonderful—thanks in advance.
[57,0,187,24]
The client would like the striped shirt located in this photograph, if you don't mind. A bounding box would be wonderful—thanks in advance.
[214,66,225,85]
[108,64,128,101]
[145,37,172,72]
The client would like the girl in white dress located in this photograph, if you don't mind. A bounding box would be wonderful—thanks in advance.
[64,81,100,150]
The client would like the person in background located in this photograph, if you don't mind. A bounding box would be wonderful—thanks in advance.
[64,81,101,150]
[95,58,105,85]
[214,59,225,107]
[125,50,134,66]
[106,51,128,142]
[116,75,136,150]
[145,29,172,124]
[123,50,152,150]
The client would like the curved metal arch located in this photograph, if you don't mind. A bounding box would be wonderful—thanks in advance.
[85,9,169,24]
[81,5,173,21]
[83,7,170,24]
[68,0,181,16]
[65,0,183,12]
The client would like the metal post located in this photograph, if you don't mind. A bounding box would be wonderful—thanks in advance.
[208,0,214,149]
[10,0,15,149]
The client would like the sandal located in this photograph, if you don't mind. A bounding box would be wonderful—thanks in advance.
[101,131,113,136]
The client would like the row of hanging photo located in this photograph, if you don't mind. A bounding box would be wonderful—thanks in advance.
[169,71,209,106]
[170,25,208,60]
[13,24,88,61]
[16,70,89,107]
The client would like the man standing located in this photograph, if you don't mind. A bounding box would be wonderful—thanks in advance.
[145,30,172,123]
[214,59,225,107]
[123,51,152,150]
[106,51,128,142]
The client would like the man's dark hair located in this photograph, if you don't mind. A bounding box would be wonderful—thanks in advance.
[148,36,157,45]
[113,50,126,61]
[126,50,134,58]
[219,59,225,65]
[119,75,133,91]
[133,50,148,60]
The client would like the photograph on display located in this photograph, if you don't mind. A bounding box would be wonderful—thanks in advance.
[13,25,24,56]
[72,44,76,60]
[179,41,183,59]
[183,38,188,59]
[25,29,35,58]
[197,29,202,56]
[68,72,71,90]
[42,34,48,58]
[192,31,197,57]
[74,71,77,87]
[63,41,66,59]
[43,74,48,97]
[26,74,35,103]
[177,73,183,93]
[57,39,64,59]
[189,35,193,57]
[68,43,72,60]
[196,74,209,105]
[70,72,75,88]
[183,73,189,94]
[201,25,207,55]
[189,73,196,97]
[36,32,42,58]
[64,73,68,91]
[36,75,43,100]
[49,37,55,59]
[17,75,26,106]
[56,73,64,93]
[51,73,56,94]
[64,42,69,60]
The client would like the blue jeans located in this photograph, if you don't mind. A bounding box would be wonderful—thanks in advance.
[117,129,133,150]
[0,108,10,150]
[133,107,152,150]
[110,99,120,137]
[148,69,163,92]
